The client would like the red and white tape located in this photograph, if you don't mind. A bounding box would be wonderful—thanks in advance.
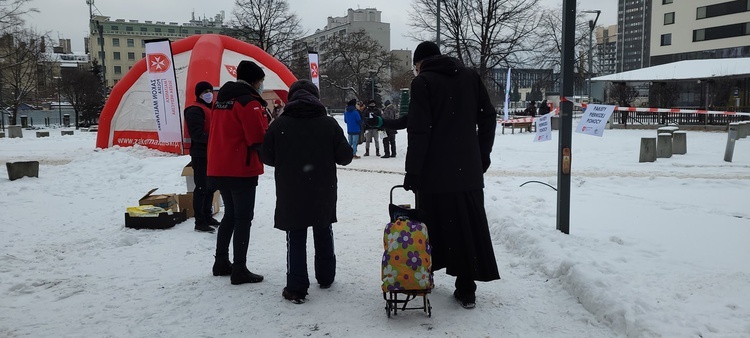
[560,97,750,117]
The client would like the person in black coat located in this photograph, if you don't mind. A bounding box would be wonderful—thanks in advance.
[184,81,220,233]
[259,79,353,304]
[538,99,551,116]
[373,41,500,309]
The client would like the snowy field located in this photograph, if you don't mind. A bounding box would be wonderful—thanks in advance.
[1,119,749,338]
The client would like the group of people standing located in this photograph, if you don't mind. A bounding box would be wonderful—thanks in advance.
[343,99,398,159]
[182,40,500,308]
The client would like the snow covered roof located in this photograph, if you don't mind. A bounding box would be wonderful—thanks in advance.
[592,57,750,82]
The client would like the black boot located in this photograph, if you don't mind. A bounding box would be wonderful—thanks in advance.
[194,222,215,233]
[231,264,264,285]
[212,255,232,276]
[207,217,221,226]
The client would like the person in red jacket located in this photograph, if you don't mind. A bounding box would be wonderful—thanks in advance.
[207,60,269,285]
[184,81,220,233]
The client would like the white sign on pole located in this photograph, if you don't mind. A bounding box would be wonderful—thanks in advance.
[575,104,615,137]
[144,39,182,143]
[534,113,553,142]
[308,52,320,89]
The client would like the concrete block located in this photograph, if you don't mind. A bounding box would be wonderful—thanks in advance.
[672,131,687,154]
[6,161,39,181]
[0,132,5,138]
[7,125,22,138]
[61,130,74,136]
[657,133,672,158]
[639,137,656,163]
[36,131,50,138]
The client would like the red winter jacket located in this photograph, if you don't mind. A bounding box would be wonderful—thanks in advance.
[207,81,268,178]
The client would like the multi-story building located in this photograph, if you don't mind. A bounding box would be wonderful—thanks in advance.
[650,0,750,66]
[617,0,651,72]
[300,8,391,54]
[88,12,226,87]
[595,25,618,76]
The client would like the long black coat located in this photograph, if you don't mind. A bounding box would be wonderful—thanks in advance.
[259,90,353,231]
[406,55,497,193]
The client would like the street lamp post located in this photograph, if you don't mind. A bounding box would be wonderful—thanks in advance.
[369,70,376,103]
[53,76,62,127]
[582,10,601,102]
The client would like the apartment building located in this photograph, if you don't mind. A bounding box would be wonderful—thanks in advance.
[617,0,651,72]
[595,25,618,76]
[650,0,750,66]
[88,12,226,87]
[299,8,391,54]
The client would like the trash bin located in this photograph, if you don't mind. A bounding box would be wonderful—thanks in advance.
[63,114,70,127]
[551,116,560,130]
[20,115,28,128]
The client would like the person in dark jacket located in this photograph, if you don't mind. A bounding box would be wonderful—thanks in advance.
[207,60,269,285]
[374,41,500,309]
[524,101,537,117]
[260,79,353,304]
[184,81,220,233]
[537,99,551,116]
[363,100,382,156]
[380,100,398,158]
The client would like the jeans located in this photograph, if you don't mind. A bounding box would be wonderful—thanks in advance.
[364,129,380,153]
[190,155,216,225]
[216,187,257,266]
[348,134,359,155]
[286,224,336,295]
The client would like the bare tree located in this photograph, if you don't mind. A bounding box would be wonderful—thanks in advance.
[60,67,104,128]
[0,0,37,32]
[607,82,638,107]
[0,28,50,125]
[408,0,539,80]
[320,30,397,104]
[226,0,305,64]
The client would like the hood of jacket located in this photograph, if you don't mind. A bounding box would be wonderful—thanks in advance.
[216,81,268,107]
[419,55,463,77]
[345,105,357,113]
[282,89,327,118]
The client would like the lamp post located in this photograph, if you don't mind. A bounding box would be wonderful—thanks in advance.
[368,70,376,103]
[53,76,62,127]
[582,10,601,102]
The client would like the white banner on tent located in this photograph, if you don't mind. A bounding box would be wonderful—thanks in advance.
[534,113,553,142]
[145,39,182,143]
[575,104,616,137]
[308,52,320,89]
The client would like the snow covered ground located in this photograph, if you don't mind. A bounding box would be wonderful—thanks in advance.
[1,121,749,338]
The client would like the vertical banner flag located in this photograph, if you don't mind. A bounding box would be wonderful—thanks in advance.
[503,68,511,121]
[308,52,320,90]
[575,104,616,137]
[534,113,553,142]
[144,39,182,143]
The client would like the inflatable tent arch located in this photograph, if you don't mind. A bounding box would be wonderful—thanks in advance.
[95,34,297,154]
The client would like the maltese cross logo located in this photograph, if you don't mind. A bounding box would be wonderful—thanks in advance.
[310,62,319,78]
[225,65,237,78]
[147,53,170,73]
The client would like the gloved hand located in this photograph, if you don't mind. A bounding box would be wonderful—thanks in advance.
[403,173,420,191]
[365,116,382,128]
[482,155,491,173]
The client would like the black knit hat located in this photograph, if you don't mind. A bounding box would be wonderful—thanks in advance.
[347,98,357,106]
[236,60,265,83]
[368,99,377,107]
[413,41,441,65]
[288,79,319,99]
[194,81,213,98]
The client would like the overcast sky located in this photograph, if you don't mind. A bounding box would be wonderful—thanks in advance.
[26,0,616,53]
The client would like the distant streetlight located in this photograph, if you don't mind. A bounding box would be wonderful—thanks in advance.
[582,9,601,101]
[368,70,376,102]
[53,76,62,127]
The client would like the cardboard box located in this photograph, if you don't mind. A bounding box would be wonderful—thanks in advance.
[181,163,196,192]
[177,191,221,218]
[125,209,187,229]
[139,188,178,212]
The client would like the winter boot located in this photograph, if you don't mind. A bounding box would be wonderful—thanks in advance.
[212,255,232,276]
[453,290,476,309]
[207,217,221,226]
[364,150,369,156]
[194,222,215,233]
[231,264,264,285]
[282,287,306,304]
[376,150,381,156]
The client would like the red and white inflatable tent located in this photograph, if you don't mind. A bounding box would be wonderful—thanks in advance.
[95,34,297,154]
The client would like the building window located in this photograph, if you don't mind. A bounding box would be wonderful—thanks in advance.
[662,0,672,3]
[140,27,148,32]
[207,30,213,34]
[114,66,122,74]
[126,26,133,32]
[660,33,672,46]
[142,52,146,58]
[141,40,146,47]
[155,27,162,33]
[195,30,201,34]
[127,39,134,47]
[128,52,135,60]
[697,0,749,20]
[111,25,118,30]
[112,38,119,46]
[113,52,121,60]
[693,22,749,41]
[98,51,105,59]
[97,37,103,45]
[168,28,175,33]
[664,12,674,25]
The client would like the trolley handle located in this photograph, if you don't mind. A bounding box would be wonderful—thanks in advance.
[390,185,418,209]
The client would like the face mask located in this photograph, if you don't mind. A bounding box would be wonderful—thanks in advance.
[257,83,264,94]
[201,92,213,103]
[413,67,418,77]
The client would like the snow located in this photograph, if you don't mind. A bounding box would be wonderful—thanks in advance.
[1,121,749,337]
[591,57,750,82]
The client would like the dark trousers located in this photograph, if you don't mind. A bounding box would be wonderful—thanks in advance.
[216,187,256,266]
[382,129,396,156]
[190,156,216,225]
[286,224,336,295]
